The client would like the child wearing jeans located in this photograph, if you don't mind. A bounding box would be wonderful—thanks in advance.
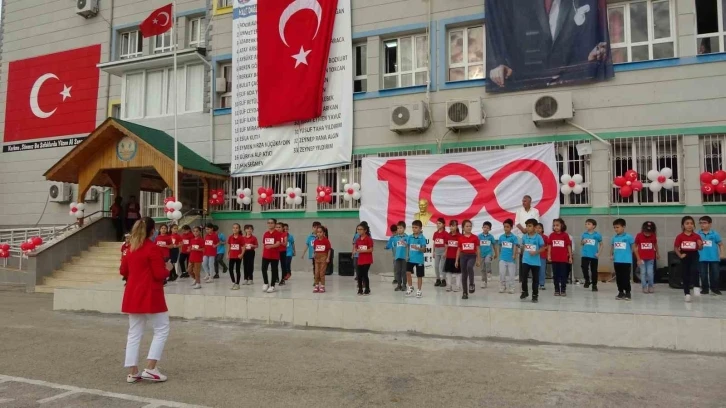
[698,216,723,296]
[313,226,331,293]
[202,223,219,282]
[386,221,408,292]
[444,220,461,292]
[433,218,449,287]
[477,221,496,289]
[635,221,658,294]
[498,219,519,294]
[674,216,703,302]
[611,218,636,301]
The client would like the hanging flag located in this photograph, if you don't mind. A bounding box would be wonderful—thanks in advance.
[140,3,173,38]
[257,0,338,127]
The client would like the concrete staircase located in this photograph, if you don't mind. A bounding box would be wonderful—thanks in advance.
[35,241,121,294]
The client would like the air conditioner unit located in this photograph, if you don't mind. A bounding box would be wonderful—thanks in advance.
[84,187,100,202]
[532,93,574,124]
[389,101,430,133]
[215,78,227,93]
[49,182,72,203]
[75,0,99,18]
[446,99,485,130]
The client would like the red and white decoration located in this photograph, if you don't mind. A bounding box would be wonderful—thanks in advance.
[164,196,183,220]
[139,3,173,38]
[343,183,361,201]
[559,174,584,195]
[285,187,304,206]
[0,243,10,259]
[209,189,225,207]
[700,170,726,195]
[236,188,253,206]
[19,236,43,254]
[646,168,674,193]
[613,169,643,198]
[316,186,333,204]
[258,187,274,206]
[69,202,85,219]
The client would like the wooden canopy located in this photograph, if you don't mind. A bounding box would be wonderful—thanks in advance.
[44,118,227,202]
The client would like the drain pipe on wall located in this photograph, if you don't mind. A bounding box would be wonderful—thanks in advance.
[197,19,215,163]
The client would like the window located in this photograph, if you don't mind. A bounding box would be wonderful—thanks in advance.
[353,44,367,92]
[383,34,428,89]
[218,0,233,7]
[611,135,682,204]
[318,155,366,210]
[696,0,726,54]
[260,172,307,211]
[447,25,485,81]
[525,141,592,206]
[220,64,232,109]
[377,149,430,158]
[607,0,675,63]
[122,64,204,119]
[110,103,121,119]
[444,145,504,154]
[120,30,142,59]
[223,176,254,211]
[140,190,171,219]
[154,31,173,54]
[700,134,726,203]
[189,18,204,48]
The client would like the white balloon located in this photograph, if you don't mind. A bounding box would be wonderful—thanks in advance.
[294,187,302,196]
[343,183,351,191]
[646,170,660,182]
[75,211,84,219]
[165,201,174,209]
[69,211,76,216]
[352,191,361,200]
[572,184,584,195]
[212,194,218,200]
[343,194,352,202]
[352,183,361,191]
[172,210,182,220]
[172,201,182,211]
[260,193,267,199]
[319,191,325,197]
[649,182,663,192]
[660,167,673,178]
[236,188,243,195]
[560,185,573,195]
[242,197,251,205]
[236,198,244,205]
[285,197,293,205]
[243,188,252,196]
[712,179,719,186]
[69,202,78,210]
[663,179,675,189]
[285,187,293,194]
[76,203,86,211]
[572,174,583,184]
[294,196,303,205]
[560,174,572,184]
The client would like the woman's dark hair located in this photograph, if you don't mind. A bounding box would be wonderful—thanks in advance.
[130,217,156,251]
[114,196,122,205]
[318,225,329,237]
[357,223,370,236]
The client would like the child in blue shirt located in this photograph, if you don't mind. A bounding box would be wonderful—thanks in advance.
[214,225,228,278]
[478,221,497,289]
[520,218,545,303]
[385,221,408,291]
[405,220,428,298]
[386,224,398,283]
[302,221,321,286]
[611,218,636,300]
[284,224,295,280]
[698,215,724,295]
[580,218,603,291]
[498,219,520,294]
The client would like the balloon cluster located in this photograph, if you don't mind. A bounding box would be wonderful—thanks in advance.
[19,236,43,254]
[164,196,183,220]
[560,174,584,195]
[69,202,86,219]
[645,168,674,193]
[700,170,726,195]
[343,183,361,201]
[0,243,10,259]
[209,189,226,206]
[285,187,304,206]
[316,186,333,203]
[257,187,274,206]
[236,188,252,206]
[613,169,643,198]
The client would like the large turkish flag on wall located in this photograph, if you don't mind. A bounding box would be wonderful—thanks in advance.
[4,45,101,143]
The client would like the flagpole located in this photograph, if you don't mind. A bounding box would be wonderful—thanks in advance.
[172,0,179,207]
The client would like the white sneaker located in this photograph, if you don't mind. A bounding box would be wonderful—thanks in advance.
[508,288,515,294]
[193,283,202,289]
[190,280,197,286]
[262,284,269,292]
[685,294,692,302]
[446,285,452,292]
[126,373,141,384]
[266,286,275,293]
[141,368,167,382]
[499,286,506,293]
[232,284,240,290]
[243,280,249,285]
[481,282,487,289]
[405,287,413,296]
[416,290,422,298]
[453,285,460,292]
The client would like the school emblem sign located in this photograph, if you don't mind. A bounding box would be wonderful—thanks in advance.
[116,136,137,162]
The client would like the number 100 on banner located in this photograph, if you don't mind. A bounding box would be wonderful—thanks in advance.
[359,145,561,240]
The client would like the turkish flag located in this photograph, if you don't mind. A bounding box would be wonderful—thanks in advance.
[257,0,338,127]
[3,45,101,143]
[140,3,173,38]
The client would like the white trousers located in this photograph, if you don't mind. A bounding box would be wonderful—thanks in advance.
[124,312,170,367]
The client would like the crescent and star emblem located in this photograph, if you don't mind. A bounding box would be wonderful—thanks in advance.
[153,12,170,26]
[30,73,72,119]
[278,0,323,68]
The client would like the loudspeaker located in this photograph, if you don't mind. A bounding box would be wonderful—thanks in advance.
[326,248,335,275]
[668,251,682,289]
[338,252,355,276]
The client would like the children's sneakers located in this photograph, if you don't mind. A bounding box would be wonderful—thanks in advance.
[405,287,414,297]
[434,279,441,287]
[508,288,515,294]
[416,290,422,298]
[126,373,142,384]
[313,285,320,293]
[141,368,167,382]
[498,286,506,293]
[446,285,453,292]
[262,284,269,292]
[319,286,326,293]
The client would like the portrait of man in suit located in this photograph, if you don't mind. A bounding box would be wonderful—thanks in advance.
[485,0,614,92]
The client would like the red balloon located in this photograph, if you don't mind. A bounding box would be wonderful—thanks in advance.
[316,196,323,203]
[31,237,43,246]
[258,197,265,205]
[619,185,633,198]
[324,186,332,195]
[702,184,715,195]
[657,175,666,184]
[70,207,78,213]
[347,188,354,195]
[208,198,216,205]
[324,194,332,203]
[631,180,643,192]
[715,170,726,182]
[701,172,714,184]
[265,187,274,196]
[289,192,296,199]
[614,176,626,187]
[239,193,245,199]
[625,169,638,182]
[0,244,9,251]
[266,196,274,204]
[0,250,6,259]
[316,186,324,193]
[717,183,726,195]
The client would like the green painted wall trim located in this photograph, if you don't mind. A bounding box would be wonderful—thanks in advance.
[211,210,361,220]
[353,144,436,155]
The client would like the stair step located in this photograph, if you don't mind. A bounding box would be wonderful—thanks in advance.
[54,271,120,281]
[87,247,122,254]
[79,252,121,260]
[71,257,120,267]
[61,264,119,273]
[42,277,100,288]
[34,286,55,294]
[97,241,123,247]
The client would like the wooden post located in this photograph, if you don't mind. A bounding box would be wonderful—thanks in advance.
[202,178,209,215]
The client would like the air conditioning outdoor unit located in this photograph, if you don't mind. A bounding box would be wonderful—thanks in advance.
[446,99,485,130]
[389,101,430,133]
[532,92,574,124]
[49,182,72,203]
[215,78,227,93]
[84,187,100,202]
[76,0,99,18]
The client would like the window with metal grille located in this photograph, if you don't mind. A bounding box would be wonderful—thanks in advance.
[221,177,254,211]
[377,149,430,158]
[260,172,307,211]
[611,135,682,204]
[444,145,505,154]
[700,134,726,203]
[524,141,592,206]
[219,0,233,7]
[318,155,366,210]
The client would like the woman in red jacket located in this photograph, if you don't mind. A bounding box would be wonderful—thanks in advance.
[120,217,172,384]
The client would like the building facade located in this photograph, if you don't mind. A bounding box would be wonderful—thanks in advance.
[1,0,726,273]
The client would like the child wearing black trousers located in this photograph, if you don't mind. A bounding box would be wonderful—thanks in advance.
[674,216,703,302]
[242,224,258,285]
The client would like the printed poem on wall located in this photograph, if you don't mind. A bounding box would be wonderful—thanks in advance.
[231,0,353,176]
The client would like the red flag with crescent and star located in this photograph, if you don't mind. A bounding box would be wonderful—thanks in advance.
[3,45,101,143]
[257,0,338,127]
[140,3,173,38]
